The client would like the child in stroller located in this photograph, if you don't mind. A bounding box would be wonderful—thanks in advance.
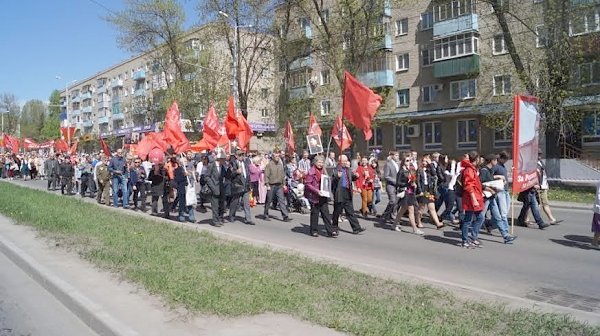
[287,169,311,214]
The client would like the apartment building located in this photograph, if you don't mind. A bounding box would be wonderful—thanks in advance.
[277,0,600,158]
[59,24,278,151]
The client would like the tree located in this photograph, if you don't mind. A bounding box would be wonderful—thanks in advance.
[0,93,21,135]
[40,90,62,140]
[200,0,275,118]
[20,100,46,140]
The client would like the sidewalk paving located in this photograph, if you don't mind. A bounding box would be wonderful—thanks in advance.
[0,215,345,336]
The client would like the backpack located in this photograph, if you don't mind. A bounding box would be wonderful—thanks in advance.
[454,172,464,197]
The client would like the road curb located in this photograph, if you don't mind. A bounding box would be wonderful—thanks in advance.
[550,203,591,211]
[0,232,139,336]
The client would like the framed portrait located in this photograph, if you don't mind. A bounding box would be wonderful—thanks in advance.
[320,174,331,198]
[307,134,324,155]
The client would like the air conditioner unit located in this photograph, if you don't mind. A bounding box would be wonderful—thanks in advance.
[407,124,420,137]
[433,84,444,91]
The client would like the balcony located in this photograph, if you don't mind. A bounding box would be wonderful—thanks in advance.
[377,34,392,50]
[98,101,110,109]
[82,120,93,128]
[134,88,146,97]
[97,86,106,94]
[112,112,125,121]
[433,54,480,78]
[71,109,81,117]
[111,79,123,88]
[82,106,93,113]
[81,92,92,100]
[288,86,311,99]
[71,96,81,103]
[112,102,122,114]
[357,70,395,88]
[571,0,600,6]
[98,116,109,124]
[133,70,146,80]
[289,56,313,71]
[384,0,391,16]
[433,14,479,39]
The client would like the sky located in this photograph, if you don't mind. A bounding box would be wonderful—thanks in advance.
[0,0,197,106]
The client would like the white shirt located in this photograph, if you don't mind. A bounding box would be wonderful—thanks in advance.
[391,160,399,174]
[240,160,246,179]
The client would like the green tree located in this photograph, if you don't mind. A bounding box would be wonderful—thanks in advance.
[0,93,20,135]
[20,100,46,140]
[40,90,61,140]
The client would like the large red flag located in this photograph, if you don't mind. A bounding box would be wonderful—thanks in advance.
[3,134,19,153]
[331,116,352,152]
[99,138,112,157]
[236,114,254,151]
[23,138,39,150]
[55,139,69,153]
[163,101,190,154]
[284,121,295,154]
[342,71,382,141]
[191,138,213,152]
[136,132,169,158]
[202,103,221,149]
[69,141,78,155]
[308,114,322,136]
[60,127,76,141]
[224,96,241,140]
[216,126,230,154]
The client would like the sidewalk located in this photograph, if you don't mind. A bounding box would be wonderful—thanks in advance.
[0,215,345,336]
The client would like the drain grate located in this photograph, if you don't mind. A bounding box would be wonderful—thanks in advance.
[526,288,600,313]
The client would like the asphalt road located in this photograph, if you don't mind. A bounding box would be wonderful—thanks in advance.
[0,250,96,336]
[8,179,600,322]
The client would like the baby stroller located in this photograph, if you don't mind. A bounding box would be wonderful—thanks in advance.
[286,170,310,214]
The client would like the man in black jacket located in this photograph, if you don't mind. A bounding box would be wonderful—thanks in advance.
[59,156,74,195]
[332,154,365,234]
[44,154,60,190]
[227,150,254,225]
[206,151,229,226]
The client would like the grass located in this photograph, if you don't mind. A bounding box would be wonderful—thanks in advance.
[0,181,598,336]
[548,185,596,204]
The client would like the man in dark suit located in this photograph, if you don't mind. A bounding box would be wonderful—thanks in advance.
[332,154,365,234]
[228,150,254,225]
[206,150,229,226]
[380,151,400,223]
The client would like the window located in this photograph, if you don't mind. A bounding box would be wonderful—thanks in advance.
[358,54,393,73]
[420,12,433,30]
[395,125,410,149]
[320,100,331,116]
[424,121,442,148]
[433,33,479,61]
[493,34,507,55]
[450,79,476,100]
[534,25,548,48]
[368,128,383,148]
[288,71,308,88]
[583,112,600,138]
[395,18,408,36]
[320,70,330,85]
[434,0,476,22]
[569,8,600,36]
[260,108,268,118]
[396,53,409,71]
[494,125,513,147]
[261,88,268,99]
[396,89,410,107]
[319,9,330,24]
[457,119,478,146]
[422,85,437,103]
[493,75,512,96]
[422,48,434,67]
[576,62,600,86]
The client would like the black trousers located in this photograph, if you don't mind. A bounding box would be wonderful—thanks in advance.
[310,197,335,234]
[61,177,73,194]
[332,188,361,231]
[210,195,225,224]
[47,174,59,190]
[80,174,91,196]
[133,182,147,210]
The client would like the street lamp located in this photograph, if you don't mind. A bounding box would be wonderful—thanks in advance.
[55,76,77,144]
[218,11,252,116]
[0,109,8,135]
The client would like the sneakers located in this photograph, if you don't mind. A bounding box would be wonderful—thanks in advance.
[538,223,550,230]
[504,235,518,244]
[394,225,403,232]
[460,242,474,249]
[413,229,424,236]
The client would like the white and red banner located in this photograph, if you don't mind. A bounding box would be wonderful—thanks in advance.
[512,95,540,194]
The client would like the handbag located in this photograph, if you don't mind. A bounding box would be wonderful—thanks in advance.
[185,183,197,206]
[396,187,406,199]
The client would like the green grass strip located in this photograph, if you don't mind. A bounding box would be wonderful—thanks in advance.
[548,186,595,204]
[0,181,598,336]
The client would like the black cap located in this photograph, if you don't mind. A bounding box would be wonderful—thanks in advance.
[484,154,498,163]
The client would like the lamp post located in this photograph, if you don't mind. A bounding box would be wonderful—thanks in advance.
[55,76,77,144]
[218,11,252,116]
[0,109,8,135]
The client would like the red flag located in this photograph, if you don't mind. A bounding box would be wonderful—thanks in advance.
[202,103,221,149]
[308,114,322,136]
[331,116,352,152]
[39,140,55,149]
[236,114,253,151]
[3,134,19,153]
[60,127,76,141]
[163,101,190,154]
[55,139,69,153]
[284,121,295,154]
[224,96,241,140]
[342,71,382,141]
[69,141,78,155]
[23,138,39,150]
[216,126,230,154]
[136,132,169,158]
[191,138,212,152]
[99,138,112,157]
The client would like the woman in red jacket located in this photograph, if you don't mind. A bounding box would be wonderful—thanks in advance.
[460,151,485,248]
[356,157,375,217]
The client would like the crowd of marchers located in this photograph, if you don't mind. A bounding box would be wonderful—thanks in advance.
[1,146,578,248]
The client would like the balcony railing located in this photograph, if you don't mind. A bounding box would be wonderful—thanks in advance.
[82,106,93,113]
[71,109,81,117]
[98,116,109,124]
[112,112,125,121]
[433,54,480,78]
[433,14,479,39]
[288,56,313,71]
[82,120,93,128]
[81,92,92,100]
[111,79,123,88]
[134,88,146,97]
[133,70,146,81]
[289,86,311,99]
[357,70,395,88]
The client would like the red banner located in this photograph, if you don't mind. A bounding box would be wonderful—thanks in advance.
[38,140,55,149]
[512,95,541,194]
[60,127,76,141]
[2,134,19,153]
[23,138,40,150]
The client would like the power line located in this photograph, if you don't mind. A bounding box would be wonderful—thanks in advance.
[87,0,118,16]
